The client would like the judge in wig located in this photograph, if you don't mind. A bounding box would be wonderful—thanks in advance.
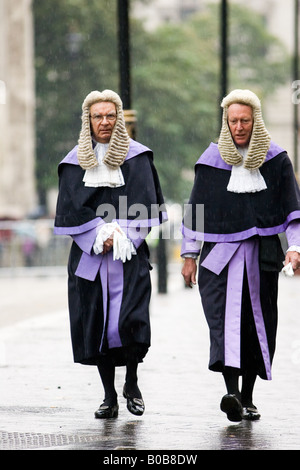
[181,89,300,422]
[54,90,167,419]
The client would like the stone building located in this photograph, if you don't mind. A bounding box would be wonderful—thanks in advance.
[0,0,37,219]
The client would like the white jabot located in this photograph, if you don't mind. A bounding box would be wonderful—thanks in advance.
[83,143,125,188]
[227,146,267,193]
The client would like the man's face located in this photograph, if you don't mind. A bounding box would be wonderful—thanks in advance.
[90,101,117,143]
[227,103,254,148]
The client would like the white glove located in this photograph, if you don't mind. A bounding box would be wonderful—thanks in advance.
[282,262,294,277]
[93,222,136,262]
[113,227,136,262]
[93,222,118,255]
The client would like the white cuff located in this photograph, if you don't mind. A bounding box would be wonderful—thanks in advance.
[182,253,198,259]
[287,245,300,254]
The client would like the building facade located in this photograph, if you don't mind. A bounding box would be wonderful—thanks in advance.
[0,0,36,219]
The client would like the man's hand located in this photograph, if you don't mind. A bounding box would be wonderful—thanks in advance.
[285,251,300,272]
[101,226,122,255]
[181,258,197,288]
[102,234,114,254]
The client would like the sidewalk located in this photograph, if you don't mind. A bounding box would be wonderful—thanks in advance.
[0,264,300,450]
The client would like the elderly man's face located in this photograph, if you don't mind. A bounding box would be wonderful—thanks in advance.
[90,101,117,143]
[227,103,253,148]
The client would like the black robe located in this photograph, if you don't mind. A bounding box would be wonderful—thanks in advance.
[181,141,300,379]
[54,139,167,366]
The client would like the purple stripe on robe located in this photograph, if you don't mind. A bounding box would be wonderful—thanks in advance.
[180,237,202,256]
[76,251,124,351]
[285,220,300,246]
[72,225,102,254]
[55,214,167,238]
[97,252,123,350]
[182,210,300,243]
[58,139,151,167]
[245,241,272,379]
[126,139,152,160]
[196,143,231,170]
[201,242,240,275]
[54,217,102,236]
[202,239,272,379]
[224,243,245,370]
[105,253,123,349]
[60,145,78,165]
[75,251,102,281]
[196,141,284,170]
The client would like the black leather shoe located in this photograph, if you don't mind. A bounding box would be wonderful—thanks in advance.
[94,402,119,419]
[220,394,243,422]
[123,385,145,416]
[243,406,261,421]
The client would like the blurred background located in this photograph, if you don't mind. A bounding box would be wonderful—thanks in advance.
[0,0,298,286]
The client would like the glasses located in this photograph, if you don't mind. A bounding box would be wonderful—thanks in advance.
[90,113,117,123]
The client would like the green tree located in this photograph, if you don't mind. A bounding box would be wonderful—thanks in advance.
[33,1,290,205]
[131,4,290,201]
[33,0,119,202]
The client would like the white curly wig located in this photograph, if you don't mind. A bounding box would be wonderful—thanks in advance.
[77,89,130,170]
[218,89,271,170]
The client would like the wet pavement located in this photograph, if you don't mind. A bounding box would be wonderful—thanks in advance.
[0,263,300,452]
